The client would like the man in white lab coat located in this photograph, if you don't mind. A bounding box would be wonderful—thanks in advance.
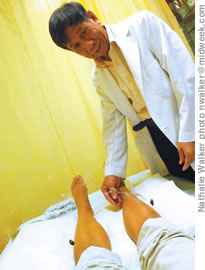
[49,2,195,207]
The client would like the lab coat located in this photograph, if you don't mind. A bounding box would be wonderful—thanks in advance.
[91,11,195,178]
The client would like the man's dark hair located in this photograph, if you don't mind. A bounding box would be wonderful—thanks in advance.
[49,2,88,50]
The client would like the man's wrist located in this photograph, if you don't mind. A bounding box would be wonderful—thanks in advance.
[104,175,124,180]
[104,167,126,179]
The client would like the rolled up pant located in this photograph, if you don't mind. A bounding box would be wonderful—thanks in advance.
[137,217,195,270]
[76,217,195,270]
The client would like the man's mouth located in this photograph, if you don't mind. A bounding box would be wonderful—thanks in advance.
[89,41,101,58]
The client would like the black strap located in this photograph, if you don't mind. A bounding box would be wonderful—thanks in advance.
[133,119,155,131]
[133,120,147,131]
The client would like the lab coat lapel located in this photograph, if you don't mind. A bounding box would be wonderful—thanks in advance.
[117,37,144,94]
[108,24,144,98]
[95,67,142,126]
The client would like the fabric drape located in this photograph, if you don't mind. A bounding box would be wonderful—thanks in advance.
[0,0,193,253]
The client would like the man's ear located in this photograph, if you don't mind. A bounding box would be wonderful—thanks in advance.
[87,10,101,25]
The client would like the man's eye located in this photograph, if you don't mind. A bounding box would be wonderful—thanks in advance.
[75,43,80,48]
[81,30,86,38]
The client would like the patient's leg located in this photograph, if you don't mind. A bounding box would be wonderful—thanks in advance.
[71,176,111,264]
[119,185,160,243]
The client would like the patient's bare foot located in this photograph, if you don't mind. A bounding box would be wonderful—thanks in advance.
[71,175,94,216]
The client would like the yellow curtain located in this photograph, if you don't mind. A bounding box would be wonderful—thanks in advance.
[0,0,193,253]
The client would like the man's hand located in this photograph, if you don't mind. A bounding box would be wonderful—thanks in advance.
[101,175,124,207]
[177,142,195,171]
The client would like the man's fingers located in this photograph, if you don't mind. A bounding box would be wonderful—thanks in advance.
[182,158,190,171]
[183,151,195,171]
[178,147,185,165]
[101,175,123,207]
[104,190,116,204]
[111,188,122,205]
[177,142,195,170]
[104,190,121,207]
[101,185,122,207]
[111,188,118,200]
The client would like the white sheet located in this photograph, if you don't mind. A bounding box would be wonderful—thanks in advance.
[0,171,195,270]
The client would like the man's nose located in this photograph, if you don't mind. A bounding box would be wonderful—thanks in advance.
[84,40,94,52]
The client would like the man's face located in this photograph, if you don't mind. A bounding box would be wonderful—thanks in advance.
[65,13,110,60]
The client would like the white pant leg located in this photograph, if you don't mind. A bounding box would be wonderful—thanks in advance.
[137,217,195,270]
[76,246,127,270]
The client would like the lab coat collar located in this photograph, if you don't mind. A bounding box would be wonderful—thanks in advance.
[104,23,129,42]
[104,23,144,98]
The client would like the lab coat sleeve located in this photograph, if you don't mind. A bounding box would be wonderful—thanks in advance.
[139,11,195,142]
[94,85,128,179]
